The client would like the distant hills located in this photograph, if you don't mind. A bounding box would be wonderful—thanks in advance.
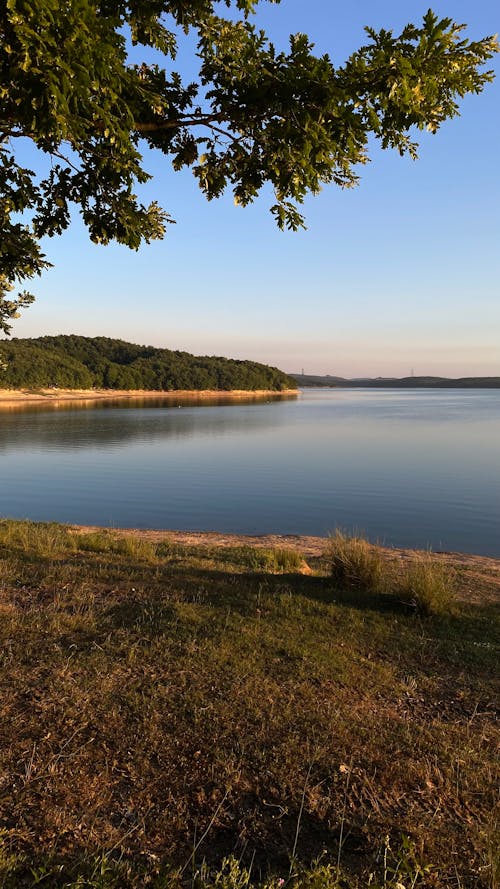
[291,373,500,388]
[0,336,296,392]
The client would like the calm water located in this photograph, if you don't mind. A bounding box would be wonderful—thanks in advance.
[1,388,499,556]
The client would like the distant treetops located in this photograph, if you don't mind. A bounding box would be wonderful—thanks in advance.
[0,335,296,392]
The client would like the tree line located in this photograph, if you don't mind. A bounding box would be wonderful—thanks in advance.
[0,335,296,392]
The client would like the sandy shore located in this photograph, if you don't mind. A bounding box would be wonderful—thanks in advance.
[0,387,298,407]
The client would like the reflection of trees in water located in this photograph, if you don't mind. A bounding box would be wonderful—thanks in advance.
[0,397,295,450]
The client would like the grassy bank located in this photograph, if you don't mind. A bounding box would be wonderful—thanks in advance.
[0,522,498,888]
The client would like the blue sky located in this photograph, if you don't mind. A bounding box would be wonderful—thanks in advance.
[7,0,500,377]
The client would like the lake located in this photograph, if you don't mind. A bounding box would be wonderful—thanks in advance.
[1,388,499,556]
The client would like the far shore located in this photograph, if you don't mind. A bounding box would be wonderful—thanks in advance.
[0,387,299,408]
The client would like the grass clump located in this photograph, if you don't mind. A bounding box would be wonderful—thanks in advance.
[251,547,304,573]
[329,530,385,592]
[329,531,457,616]
[394,555,457,615]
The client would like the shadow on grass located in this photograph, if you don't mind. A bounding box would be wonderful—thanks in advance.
[155,563,419,616]
[3,541,498,668]
[5,795,370,889]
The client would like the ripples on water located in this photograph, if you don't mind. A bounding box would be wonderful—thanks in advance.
[1,388,499,556]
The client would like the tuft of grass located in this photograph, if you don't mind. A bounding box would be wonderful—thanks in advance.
[393,555,457,616]
[256,547,304,573]
[329,530,385,593]
[224,546,305,574]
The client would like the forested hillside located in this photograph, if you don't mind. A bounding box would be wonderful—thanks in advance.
[0,336,296,391]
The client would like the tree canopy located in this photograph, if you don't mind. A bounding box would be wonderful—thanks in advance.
[0,1,497,332]
[0,334,296,390]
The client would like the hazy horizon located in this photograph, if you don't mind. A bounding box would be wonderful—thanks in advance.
[1,330,498,380]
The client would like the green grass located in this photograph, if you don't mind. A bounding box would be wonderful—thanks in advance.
[0,521,498,888]
[78,530,160,562]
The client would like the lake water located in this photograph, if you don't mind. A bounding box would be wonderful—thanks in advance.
[1,388,499,556]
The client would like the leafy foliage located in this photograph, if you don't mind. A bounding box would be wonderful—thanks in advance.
[0,334,296,390]
[0,1,497,330]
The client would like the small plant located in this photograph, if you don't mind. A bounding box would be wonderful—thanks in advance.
[393,556,456,616]
[329,530,385,593]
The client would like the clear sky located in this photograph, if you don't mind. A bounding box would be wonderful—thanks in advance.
[6,0,500,377]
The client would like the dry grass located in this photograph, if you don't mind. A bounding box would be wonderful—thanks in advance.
[394,554,457,615]
[329,530,385,592]
[0,521,498,888]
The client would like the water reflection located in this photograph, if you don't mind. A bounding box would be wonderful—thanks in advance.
[0,392,296,414]
[0,396,296,451]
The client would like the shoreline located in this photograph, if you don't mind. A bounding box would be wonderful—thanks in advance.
[0,387,299,407]
[69,524,500,605]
